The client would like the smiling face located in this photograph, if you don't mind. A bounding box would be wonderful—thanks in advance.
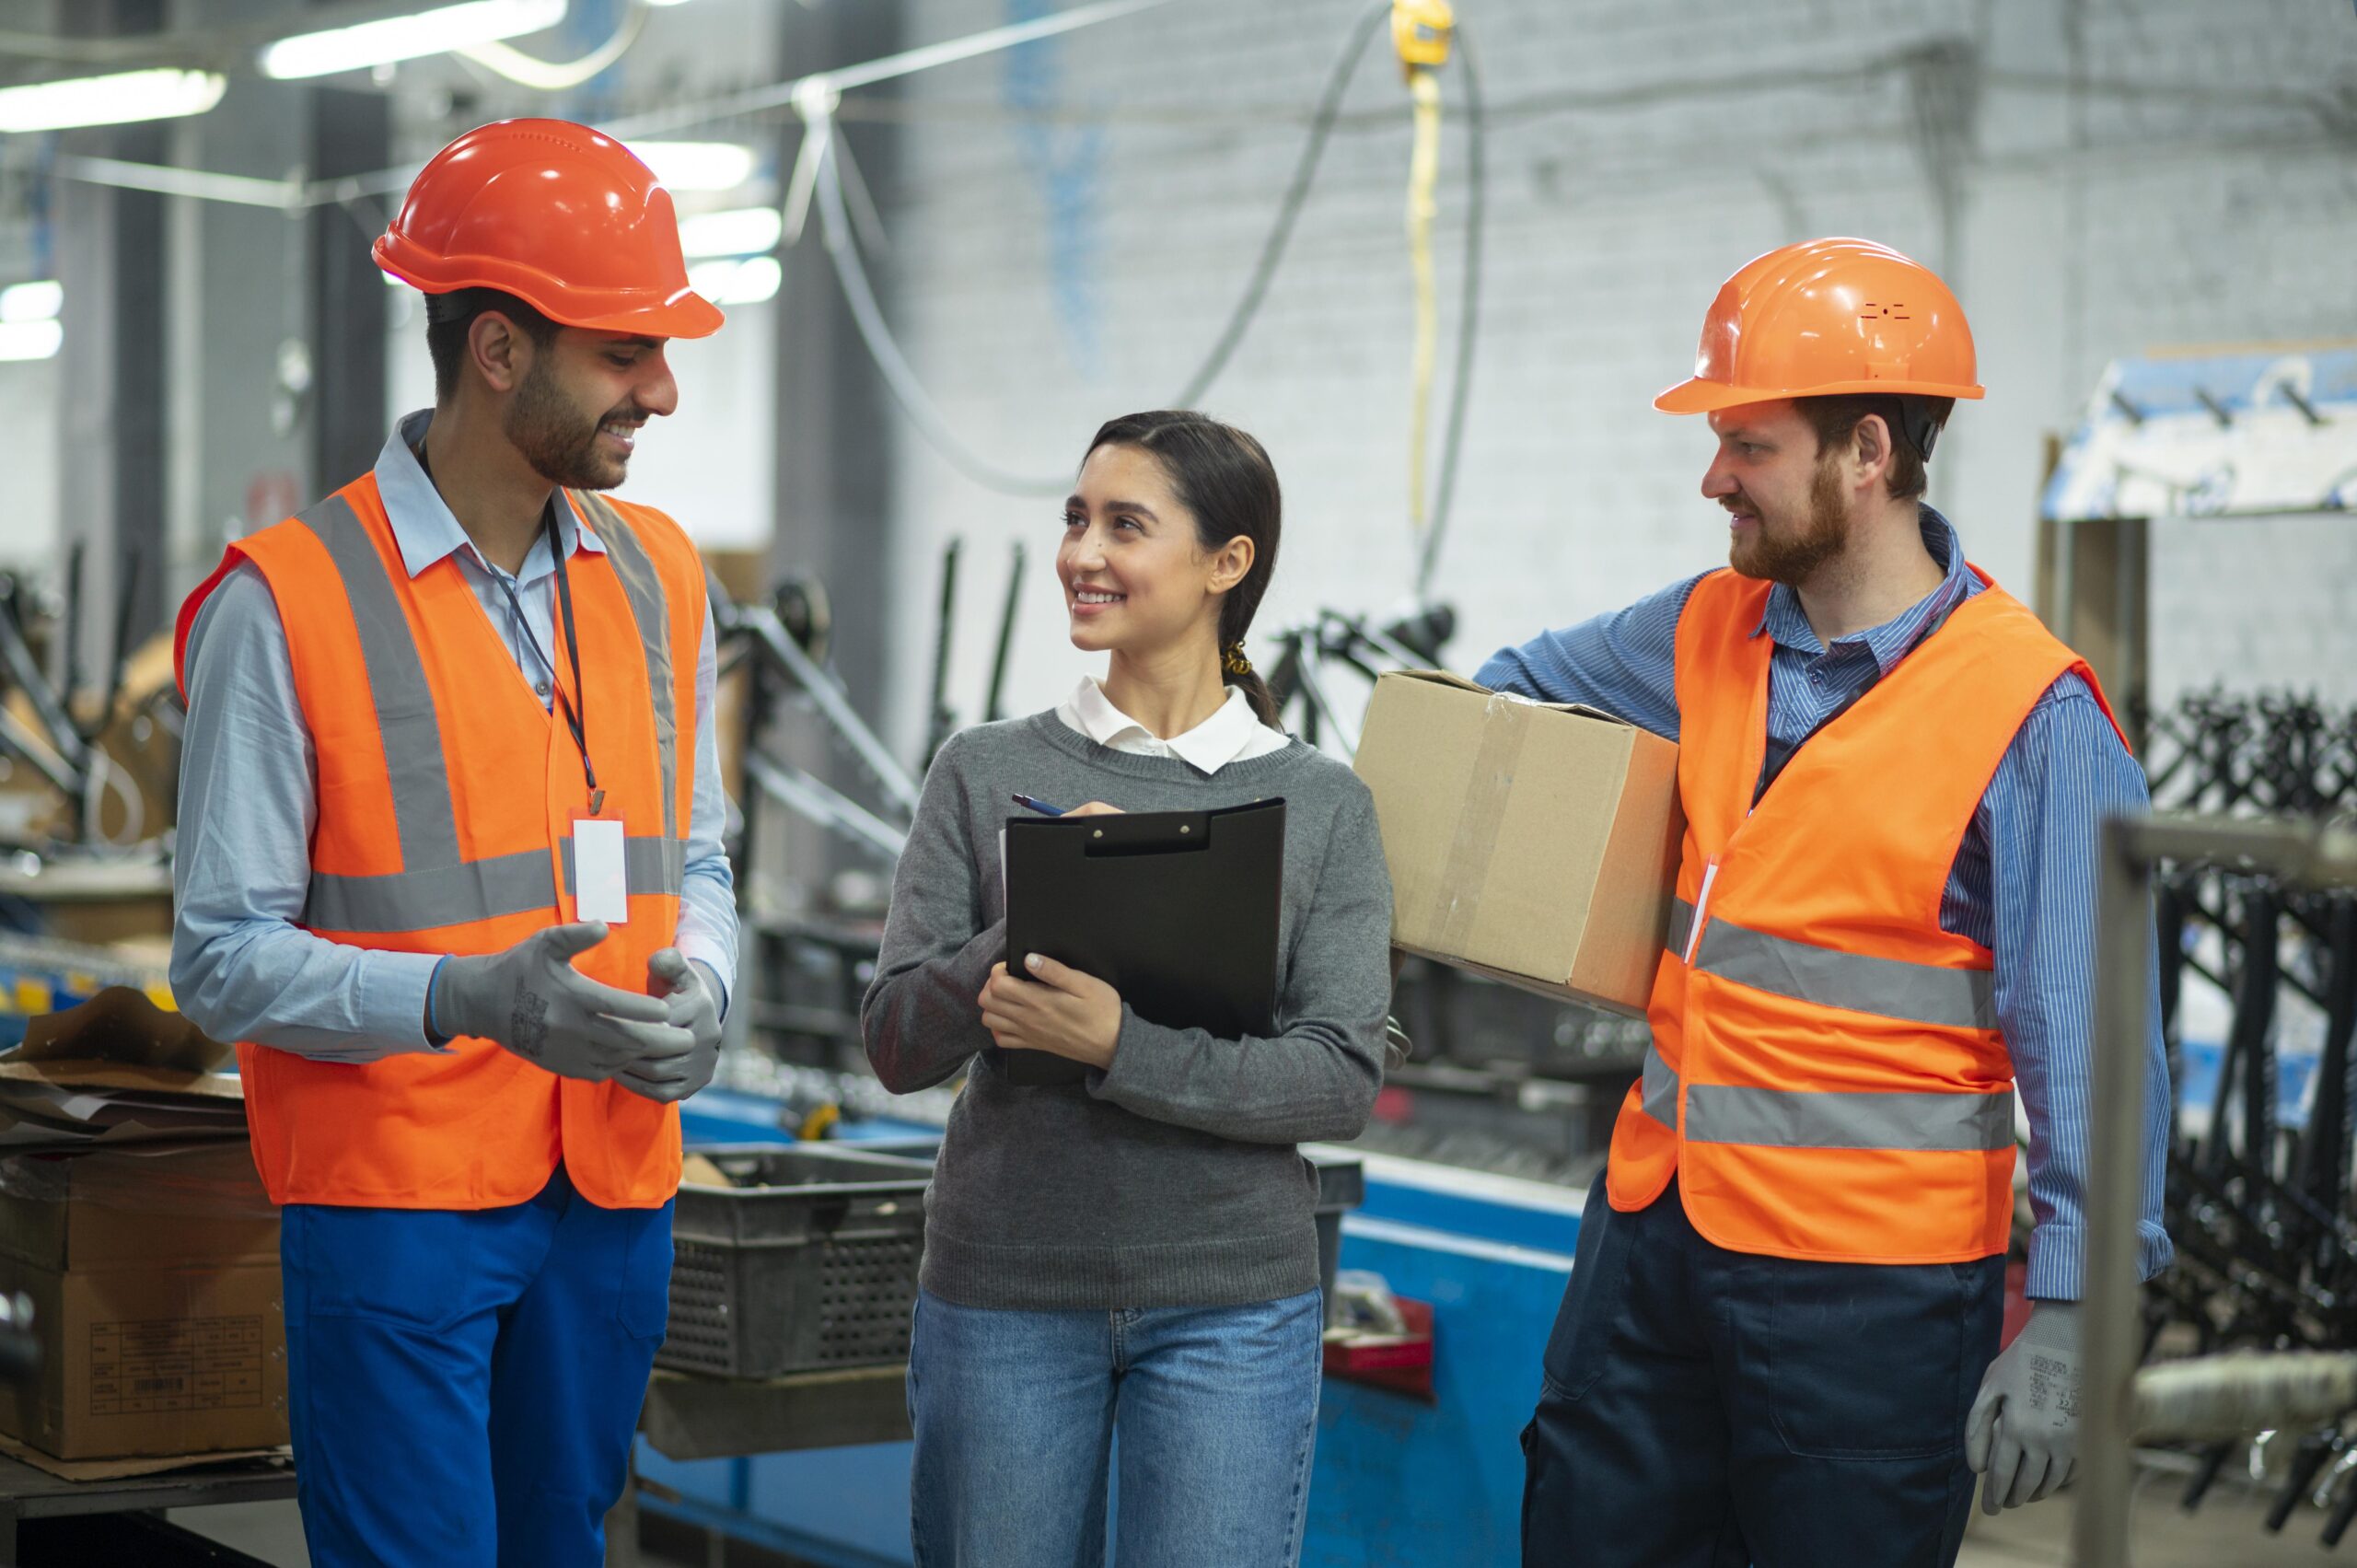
[1057,442,1252,660]
[1700,399,1856,587]
[503,325,679,491]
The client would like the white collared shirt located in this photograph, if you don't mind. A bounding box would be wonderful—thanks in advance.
[1054,677,1292,774]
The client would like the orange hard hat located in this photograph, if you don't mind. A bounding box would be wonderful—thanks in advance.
[1655,238,1980,414]
[374,118,722,340]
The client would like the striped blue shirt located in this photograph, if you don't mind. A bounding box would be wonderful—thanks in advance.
[1477,506,2172,1299]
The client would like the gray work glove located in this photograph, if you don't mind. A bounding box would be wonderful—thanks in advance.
[1967,1301,2082,1513]
[435,922,694,1084]
[613,948,723,1104]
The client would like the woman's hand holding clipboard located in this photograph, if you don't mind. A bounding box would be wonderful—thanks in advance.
[977,953,1124,1070]
[981,796,1130,1069]
[995,797,1288,1087]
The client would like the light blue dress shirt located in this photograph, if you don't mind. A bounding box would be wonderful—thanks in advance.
[171,411,737,1063]
[1477,507,2173,1301]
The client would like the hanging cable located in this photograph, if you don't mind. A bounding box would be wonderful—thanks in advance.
[808,94,1074,494]
[1398,2,1451,557]
[456,1,650,91]
[800,1,1399,493]
[1168,0,1393,407]
[1415,20,1484,599]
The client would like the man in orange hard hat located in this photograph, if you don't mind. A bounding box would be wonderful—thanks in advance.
[170,119,736,1565]
[1488,238,2173,1564]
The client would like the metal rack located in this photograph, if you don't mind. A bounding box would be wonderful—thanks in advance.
[2085,809,2357,1565]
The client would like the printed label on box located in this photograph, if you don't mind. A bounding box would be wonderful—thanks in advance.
[88,1318,264,1416]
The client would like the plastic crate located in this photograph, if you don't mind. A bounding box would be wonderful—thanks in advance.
[658,1144,931,1379]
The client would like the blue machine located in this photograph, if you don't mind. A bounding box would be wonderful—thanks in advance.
[647,1091,1581,1568]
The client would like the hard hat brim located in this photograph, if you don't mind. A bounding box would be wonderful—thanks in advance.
[374,237,726,341]
[1655,375,1987,414]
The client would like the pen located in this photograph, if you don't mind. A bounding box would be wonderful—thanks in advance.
[1011,794,1066,817]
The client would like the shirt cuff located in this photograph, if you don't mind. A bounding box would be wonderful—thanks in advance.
[369,949,454,1055]
[2022,1220,2177,1302]
[676,932,736,1021]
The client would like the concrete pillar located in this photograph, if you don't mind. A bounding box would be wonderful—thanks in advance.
[57,0,170,683]
[761,0,905,904]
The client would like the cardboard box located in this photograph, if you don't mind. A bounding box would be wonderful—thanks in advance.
[0,1142,286,1461]
[1353,670,1683,1015]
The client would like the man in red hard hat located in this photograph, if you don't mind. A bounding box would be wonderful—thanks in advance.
[1489,238,2173,1563]
[170,119,736,1565]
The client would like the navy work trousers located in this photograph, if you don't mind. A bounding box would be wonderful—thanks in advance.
[279,1163,674,1567]
[1521,1173,2005,1568]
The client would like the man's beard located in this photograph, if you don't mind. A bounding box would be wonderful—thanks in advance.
[1729,458,1851,587]
[505,360,630,491]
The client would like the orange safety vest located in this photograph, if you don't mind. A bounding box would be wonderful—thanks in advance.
[173,474,706,1211]
[1605,566,2124,1264]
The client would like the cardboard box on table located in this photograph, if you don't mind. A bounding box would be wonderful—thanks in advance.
[1353,671,1684,1015]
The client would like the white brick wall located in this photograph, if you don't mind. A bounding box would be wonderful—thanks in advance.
[864,0,2357,753]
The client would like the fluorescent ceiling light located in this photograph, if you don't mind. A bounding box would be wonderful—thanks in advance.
[261,0,567,80]
[0,69,225,133]
[629,141,756,192]
[0,282,62,324]
[688,255,781,308]
[677,206,784,259]
[0,320,63,363]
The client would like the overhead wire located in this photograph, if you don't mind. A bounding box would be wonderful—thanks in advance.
[454,0,650,91]
[801,0,1413,496]
[1417,21,1482,599]
[800,0,1491,604]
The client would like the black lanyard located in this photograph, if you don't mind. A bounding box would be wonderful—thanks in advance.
[415,441,603,815]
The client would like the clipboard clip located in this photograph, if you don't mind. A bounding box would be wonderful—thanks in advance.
[1078,811,1213,857]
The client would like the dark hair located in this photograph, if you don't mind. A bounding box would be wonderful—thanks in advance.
[1083,410,1283,728]
[1798,392,1955,501]
[424,286,560,401]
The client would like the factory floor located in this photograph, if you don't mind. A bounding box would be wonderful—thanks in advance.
[1956,1465,2348,1565]
[165,1465,2351,1566]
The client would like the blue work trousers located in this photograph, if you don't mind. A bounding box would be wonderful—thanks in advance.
[279,1164,674,1567]
[1521,1173,2005,1568]
[908,1286,1325,1568]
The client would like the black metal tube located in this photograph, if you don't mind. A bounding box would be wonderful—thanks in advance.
[923,538,962,765]
[983,540,1025,725]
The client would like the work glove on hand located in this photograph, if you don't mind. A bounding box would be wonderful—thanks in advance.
[434,922,694,1083]
[1966,1301,2083,1514]
[613,948,723,1104]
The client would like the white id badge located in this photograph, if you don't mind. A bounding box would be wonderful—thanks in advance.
[573,817,630,925]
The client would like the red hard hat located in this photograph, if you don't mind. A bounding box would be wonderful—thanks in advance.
[374,118,722,339]
[1655,237,1981,414]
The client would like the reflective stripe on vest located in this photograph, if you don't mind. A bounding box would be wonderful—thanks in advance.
[1639,1041,1679,1128]
[1667,896,1994,1029]
[288,490,680,934]
[1684,1083,2014,1152]
[299,494,463,872]
[307,837,687,935]
[1646,897,2011,1152]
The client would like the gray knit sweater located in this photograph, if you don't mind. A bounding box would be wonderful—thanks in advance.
[860,711,1395,1310]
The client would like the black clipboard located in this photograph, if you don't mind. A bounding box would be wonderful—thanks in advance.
[1001,797,1287,1086]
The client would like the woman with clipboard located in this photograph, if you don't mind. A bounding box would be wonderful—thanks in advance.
[863,411,1396,1567]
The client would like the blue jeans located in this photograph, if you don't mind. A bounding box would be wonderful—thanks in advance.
[1521,1173,2005,1568]
[908,1287,1324,1568]
[279,1165,674,1567]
